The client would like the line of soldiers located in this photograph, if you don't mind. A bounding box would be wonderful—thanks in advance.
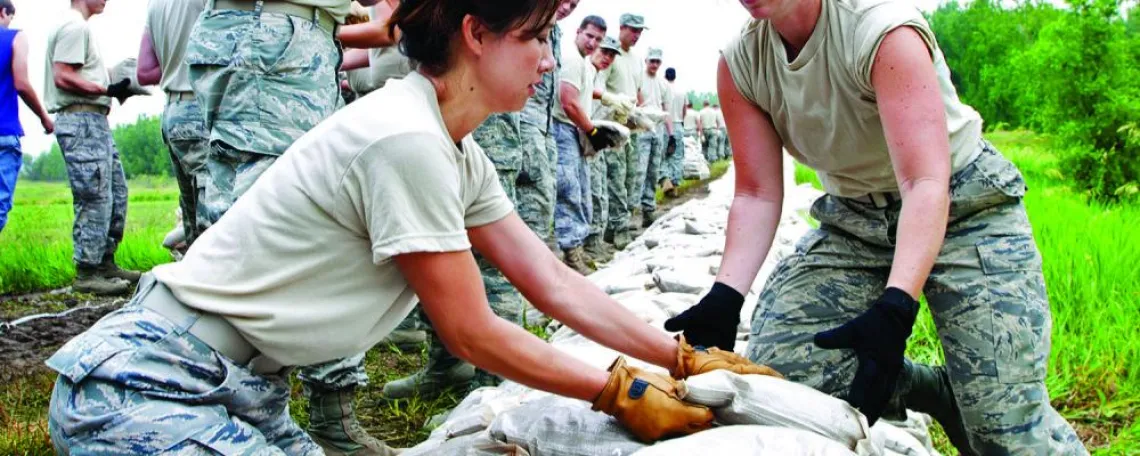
[32,0,720,454]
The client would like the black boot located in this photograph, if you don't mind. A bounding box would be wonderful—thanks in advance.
[900,362,977,455]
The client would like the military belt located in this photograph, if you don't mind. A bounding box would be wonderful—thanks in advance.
[137,274,287,375]
[848,191,902,208]
[59,104,110,115]
[212,0,337,35]
[166,91,196,102]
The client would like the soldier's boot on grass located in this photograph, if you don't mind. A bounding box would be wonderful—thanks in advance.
[900,362,976,456]
[562,246,594,275]
[379,329,427,352]
[306,385,404,456]
[607,229,633,250]
[98,254,142,284]
[382,360,476,400]
[662,179,678,198]
[73,267,131,296]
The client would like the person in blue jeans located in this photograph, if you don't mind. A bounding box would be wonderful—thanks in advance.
[0,0,54,233]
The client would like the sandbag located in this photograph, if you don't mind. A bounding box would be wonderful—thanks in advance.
[578,120,631,157]
[683,148,711,180]
[488,396,645,456]
[108,58,151,98]
[683,370,871,450]
[633,425,858,455]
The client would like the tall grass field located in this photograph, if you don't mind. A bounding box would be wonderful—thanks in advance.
[0,131,1137,454]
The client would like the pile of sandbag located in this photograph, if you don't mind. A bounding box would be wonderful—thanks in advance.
[682,136,710,180]
[405,162,941,455]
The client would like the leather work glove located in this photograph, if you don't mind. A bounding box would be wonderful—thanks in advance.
[105,78,133,104]
[592,357,715,442]
[672,335,783,380]
[813,287,919,425]
[663,282,745,351]
[346,1,371,25]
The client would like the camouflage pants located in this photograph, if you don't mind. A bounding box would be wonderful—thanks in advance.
[663,122,685,185]
[187,9,340,227]
[162,96,210,245]
[588,154,609,237]
[553,121,591,250]
[606,136,638,232]
[517,120,557,246]
[720,130,732,158]
[0,135,20,233]
[746,143,1086,454]
[46,281,319,454]
[637,125,665,213]
[703,129,722,162]
[55,112,128,268]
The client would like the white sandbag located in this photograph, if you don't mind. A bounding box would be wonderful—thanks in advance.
[633,425,858,456]
[609,290,669,323]
[683,151,711,180]
[683,370,871,450]
[403,430,529,456]
[578,120,632,157]
[653,268,712,294]
[488,396,645,456]
[871,412,939,456]
[108,58,151,97]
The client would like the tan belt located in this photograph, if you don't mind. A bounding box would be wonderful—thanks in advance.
[849,191,902,208]
[137,275,287,375]
[60,104,110,115]
[212,0,337,34]
[166,91,196,102]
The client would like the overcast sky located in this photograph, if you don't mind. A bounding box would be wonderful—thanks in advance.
[9,0,944,157]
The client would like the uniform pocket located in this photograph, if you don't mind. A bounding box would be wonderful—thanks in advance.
[46,336,130,384]
[66,161,107,201]
[975,235,1050,384]
[184,11,246,67]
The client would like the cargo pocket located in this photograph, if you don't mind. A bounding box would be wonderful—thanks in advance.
[184,11,243,68]
[66,161,107,202]
[46,336,130,385]
[975,235,1049,384]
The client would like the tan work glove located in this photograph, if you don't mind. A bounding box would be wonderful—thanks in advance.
[346,1,371,25]
[671,335,784,379]
[592,357,714,442]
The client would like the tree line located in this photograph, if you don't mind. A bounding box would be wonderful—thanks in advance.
[22,1,1139,202]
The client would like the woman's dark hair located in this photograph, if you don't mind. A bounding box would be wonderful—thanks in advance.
[390,0,561,76]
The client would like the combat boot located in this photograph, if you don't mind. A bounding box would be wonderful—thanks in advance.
[662,179,678,198]
[562,246,594,275]
[381,361,476,399]
[379,329,427,352]
[98,255,142,284]
[641,210,657,228]
[73,267,131,296]
[306,385,404,456]
[900,362,976,455]
[583,234,611,262]
[612,230,633,250]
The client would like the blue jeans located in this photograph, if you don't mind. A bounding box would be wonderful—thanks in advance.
[0,135,21,233]
[553,121,591,250]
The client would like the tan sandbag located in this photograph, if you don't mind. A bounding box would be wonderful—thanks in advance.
[108,58,151,97]
[633,425,857,455]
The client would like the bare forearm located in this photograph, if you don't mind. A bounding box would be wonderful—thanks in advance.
[55,74,104,97]
[451,315,610,401]
[715,195,782,294]
[337,22,396,48]
[137,67,161,86]
[15,85,49,120]
[341,48,370,71]
[887,179,949,297]
[564,99,593,132]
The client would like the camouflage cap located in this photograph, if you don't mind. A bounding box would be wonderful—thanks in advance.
[620,13,648,29]
[599,36,621,52]
[646,48,663,61]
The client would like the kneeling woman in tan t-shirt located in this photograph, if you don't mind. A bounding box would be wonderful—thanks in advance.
[43,1,783,453]
[663,0,1087,455]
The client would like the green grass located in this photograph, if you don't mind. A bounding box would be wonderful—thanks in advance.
[2,135,1136,453]
[0,178,178,295]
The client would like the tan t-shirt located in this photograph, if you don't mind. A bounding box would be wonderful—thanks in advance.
[45,9,110,112]
[603,48,643,97]
[146,0,206,93]
[666,83,686,123]
[639,72,666,110]
[723,0,982,197]
[683,108,699,130]
[715,109,726,129]
[288,0,352,24]
[153,72,514,366]
[699,107,718,131]
[553,50,596,126]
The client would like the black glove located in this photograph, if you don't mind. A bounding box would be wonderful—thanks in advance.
[663,282,744,351]
[106,78,133,103]
[813,287,919,425]
[587,126,619,152]
[665,136,677,157]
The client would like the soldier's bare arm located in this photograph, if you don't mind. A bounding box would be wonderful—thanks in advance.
[873,27,952,298]
[136,28,161,86]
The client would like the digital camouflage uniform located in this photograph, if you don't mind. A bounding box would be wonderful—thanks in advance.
[665,121,685,185]
[184,2,361,397]
[588,154,609,237]
[46,279,321,454]
[607,136,638,231]
[636,124,666,214]
[186,6,341,230]
[409,113,537,391]
[517,24,560,247]
[703,128,722,162]
[55,112,129,269]
[161,97,210,245]
[745,144,1086,454]
[553,121,591,250]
